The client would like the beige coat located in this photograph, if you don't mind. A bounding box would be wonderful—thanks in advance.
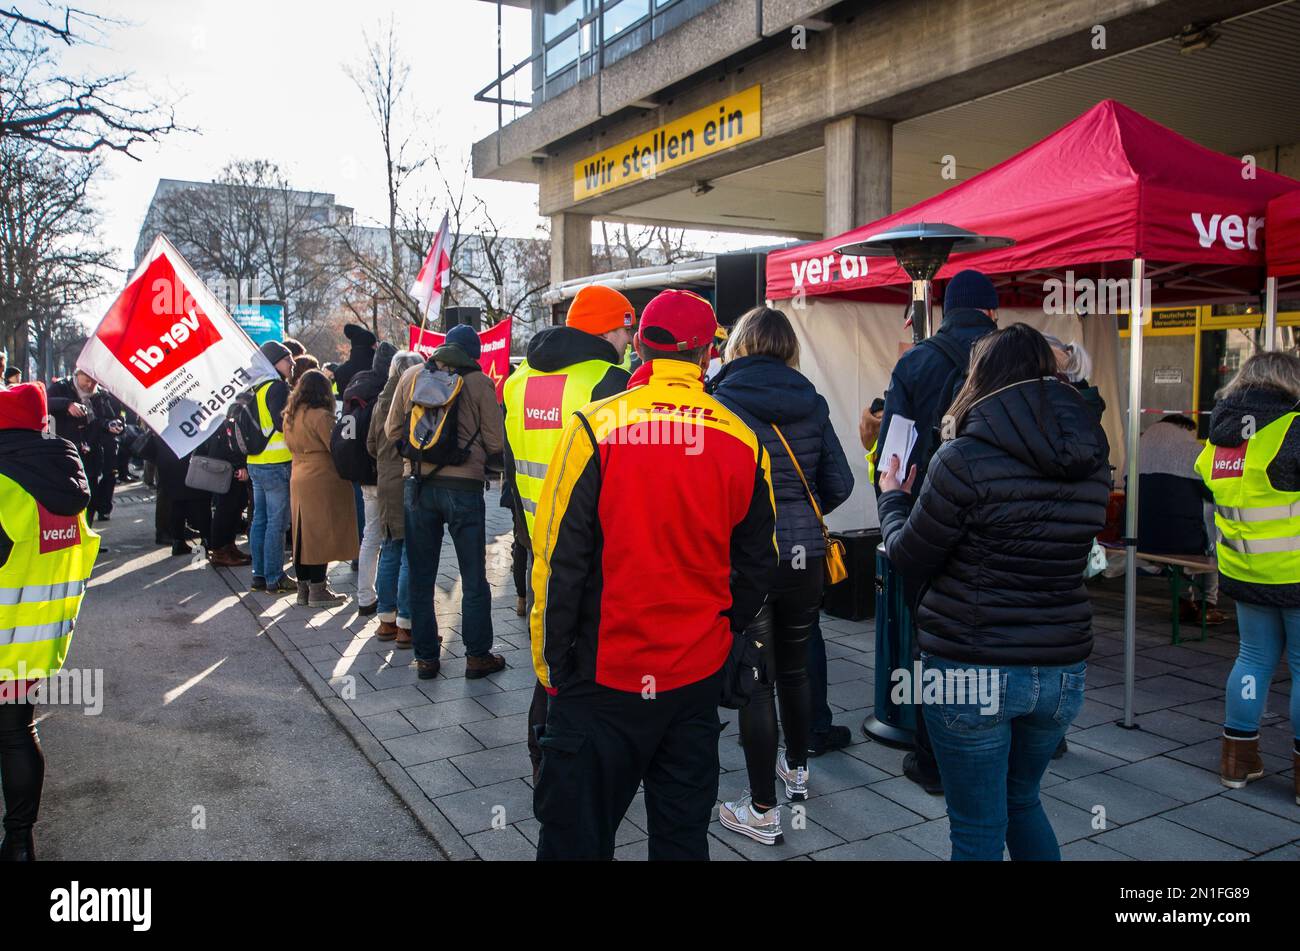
[366,372,406,540]
[284,405,359,565]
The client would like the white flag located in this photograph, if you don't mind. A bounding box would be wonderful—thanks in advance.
[409,212,452,318]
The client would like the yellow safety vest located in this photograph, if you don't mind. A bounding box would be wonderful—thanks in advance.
[0,474,99,681]
[866,438,878,484]
[504,358,613,536]
[1195,411,1300,586]
[247,380,291,465]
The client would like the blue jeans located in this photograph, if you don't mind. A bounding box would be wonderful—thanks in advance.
[376,538,411,627]
[403,479,493,663]
[1225,602,1300,737]
[248,462,291,583]
[922,653,1087,861]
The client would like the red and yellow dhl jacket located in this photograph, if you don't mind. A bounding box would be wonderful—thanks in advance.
[530,358,778,695]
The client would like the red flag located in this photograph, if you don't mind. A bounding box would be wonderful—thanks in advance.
[409,213,451,319]
[409,317,513,401]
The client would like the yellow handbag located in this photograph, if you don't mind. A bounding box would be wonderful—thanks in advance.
[771,424,848,585]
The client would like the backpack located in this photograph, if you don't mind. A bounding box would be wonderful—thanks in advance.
[331,392,377,483]
[216,383,271,459]
[397,364,480,475]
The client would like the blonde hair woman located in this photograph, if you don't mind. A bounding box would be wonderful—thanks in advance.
[1197,350,1300,800]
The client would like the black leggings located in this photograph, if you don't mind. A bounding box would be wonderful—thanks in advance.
[739,558,822,808]
[0,702,43,854]
[295,562,326,584]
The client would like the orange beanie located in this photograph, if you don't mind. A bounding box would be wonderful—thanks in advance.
[566,285,636,336]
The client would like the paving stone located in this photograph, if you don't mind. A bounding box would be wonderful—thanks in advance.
[1068,722,1184,762]
[800,786,926,842]
[825,657,872,685]
[1221,774,1300,822]
[466,825,536,861]
[826,679,872,711]
[451,741,534,787]
[415,674,503,701]
[400,697,495,732]
[343,684,430,717]
[382,725,483,766]
[1045,772,1179,826]
[361,663,424,690]
[406,760,474,800]
[711,815,845,861]
[1093,652,1182,679]
[463,712,530,750]
[1091,816,1250,861]
[868,775,948,820]
[1060,839,1135,860]
[1104,756,1225,804]
[1070,698,1125,730]
[472,685,537,717]
[895,816,953,859]
[1254,842,1300,861]
[845,738,908,776]
[1133,708,1224,745]
[1166,737,1291,777]
[811,832,938,860]
[802,749,891,795]
[298,643,341,663]
[1046,742,1127,780]
[435,779,534,835]
[1162,796,1300,854]
[359,710,417,741]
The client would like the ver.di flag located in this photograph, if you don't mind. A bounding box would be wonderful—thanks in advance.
[409,317,513,401]
[76,235,277,458]
[409,212,452,321]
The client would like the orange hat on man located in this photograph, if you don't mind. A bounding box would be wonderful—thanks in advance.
[566,285,636,336]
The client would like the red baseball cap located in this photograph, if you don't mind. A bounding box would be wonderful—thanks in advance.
[637,289,717,353]
[0,382,47,432]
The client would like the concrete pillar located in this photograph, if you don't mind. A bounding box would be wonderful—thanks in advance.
[823,116,892,238]
[550,212,593,286]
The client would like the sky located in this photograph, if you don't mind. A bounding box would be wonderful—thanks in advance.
[51,0,769,326]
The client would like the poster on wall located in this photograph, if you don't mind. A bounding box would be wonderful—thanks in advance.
[409,317,513,401]
[76,235,277,458]
[231,302,285,347]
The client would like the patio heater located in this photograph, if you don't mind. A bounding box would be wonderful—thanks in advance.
[834,222,1014,747]
[835,222,1014,342]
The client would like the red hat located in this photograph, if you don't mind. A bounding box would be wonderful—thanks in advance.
[0,382,47,432]
[637,289,717,353]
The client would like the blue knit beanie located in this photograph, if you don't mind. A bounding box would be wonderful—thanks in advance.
[445,324,481,360]
[943,269,999,312]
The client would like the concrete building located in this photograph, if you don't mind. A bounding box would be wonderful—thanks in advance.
[473,0,1300,289]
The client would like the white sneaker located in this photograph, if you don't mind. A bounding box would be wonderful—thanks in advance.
[777,749,809,801]
[719,793,783,845]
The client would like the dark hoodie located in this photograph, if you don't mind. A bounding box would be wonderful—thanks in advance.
[334,331,377,395]
[1204,384,1300,608]
[880,377,1111,666]
[0,430,91,566]
[711,354,853,560]
[521,325,629,399]
[340,342,398,487]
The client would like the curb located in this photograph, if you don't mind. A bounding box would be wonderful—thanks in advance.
[213,564,478,862]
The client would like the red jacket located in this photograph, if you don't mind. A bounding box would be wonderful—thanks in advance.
[530,359,777,694]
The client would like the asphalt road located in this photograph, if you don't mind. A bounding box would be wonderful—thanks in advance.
[35,487,442,861]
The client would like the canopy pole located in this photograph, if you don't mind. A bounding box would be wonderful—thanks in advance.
[1121,257,1145,730]
[1264,275,1278,351]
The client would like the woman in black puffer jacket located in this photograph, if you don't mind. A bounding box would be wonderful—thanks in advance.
[711,307,854,847]
[878,323,1109,861]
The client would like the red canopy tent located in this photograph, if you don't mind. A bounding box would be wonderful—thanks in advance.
[767,100,1298,306]
[1266,189,1300,279]
[765,99,1300,728]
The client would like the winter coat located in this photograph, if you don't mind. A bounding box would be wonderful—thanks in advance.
[1136,420,1210,557]
[0,429,89,566]
[517,325,630,398]
[45,378,118,455]
[876,307,997,492]
[334,340,377,395]
[142,435,208,502]
[1202,384,1300,608]
[385,355,505,489]
[711,354,854,561]
[284,405,359,564]
[366,366,407,541]
[340,343,396,487]
[879,376,1111,667]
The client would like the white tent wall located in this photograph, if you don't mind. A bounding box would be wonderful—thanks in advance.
[777,298,1126,532]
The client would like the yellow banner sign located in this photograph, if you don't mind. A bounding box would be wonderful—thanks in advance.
[573,85,762,201]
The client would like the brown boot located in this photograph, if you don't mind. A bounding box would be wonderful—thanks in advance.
[465,653,506,680]
[515,596,526,617]
[307,582,347,608]
[1220,734,1265,788]
[295,581,309,607]
[375,621,399,642]
[210,543,252,567]
[394,626,413,650]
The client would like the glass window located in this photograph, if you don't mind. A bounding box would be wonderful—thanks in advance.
[546,30,580,76]
[603,0,650,39]
[544,0,582,42]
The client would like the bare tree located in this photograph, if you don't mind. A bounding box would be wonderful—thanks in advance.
[0,4,182,158]
[0,137,110,374]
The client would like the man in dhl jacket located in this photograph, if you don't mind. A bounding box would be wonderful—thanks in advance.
[529,289,777,861]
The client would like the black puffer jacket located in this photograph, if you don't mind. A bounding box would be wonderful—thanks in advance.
[0,429,90,566]
[712,355,854,561]
[879,377,1110,666]
[1202,385,1300,608]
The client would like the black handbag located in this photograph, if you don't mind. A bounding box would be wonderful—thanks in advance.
[719,603,773,710]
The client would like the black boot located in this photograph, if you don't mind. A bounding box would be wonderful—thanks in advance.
[0,831,35,861]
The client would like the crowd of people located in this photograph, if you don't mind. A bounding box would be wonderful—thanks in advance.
[0,267,1297,862]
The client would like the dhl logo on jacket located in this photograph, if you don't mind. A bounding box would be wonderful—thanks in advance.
[530,358,777,695]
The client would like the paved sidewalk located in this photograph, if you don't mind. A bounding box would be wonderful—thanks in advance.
[213,483,1299,861]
